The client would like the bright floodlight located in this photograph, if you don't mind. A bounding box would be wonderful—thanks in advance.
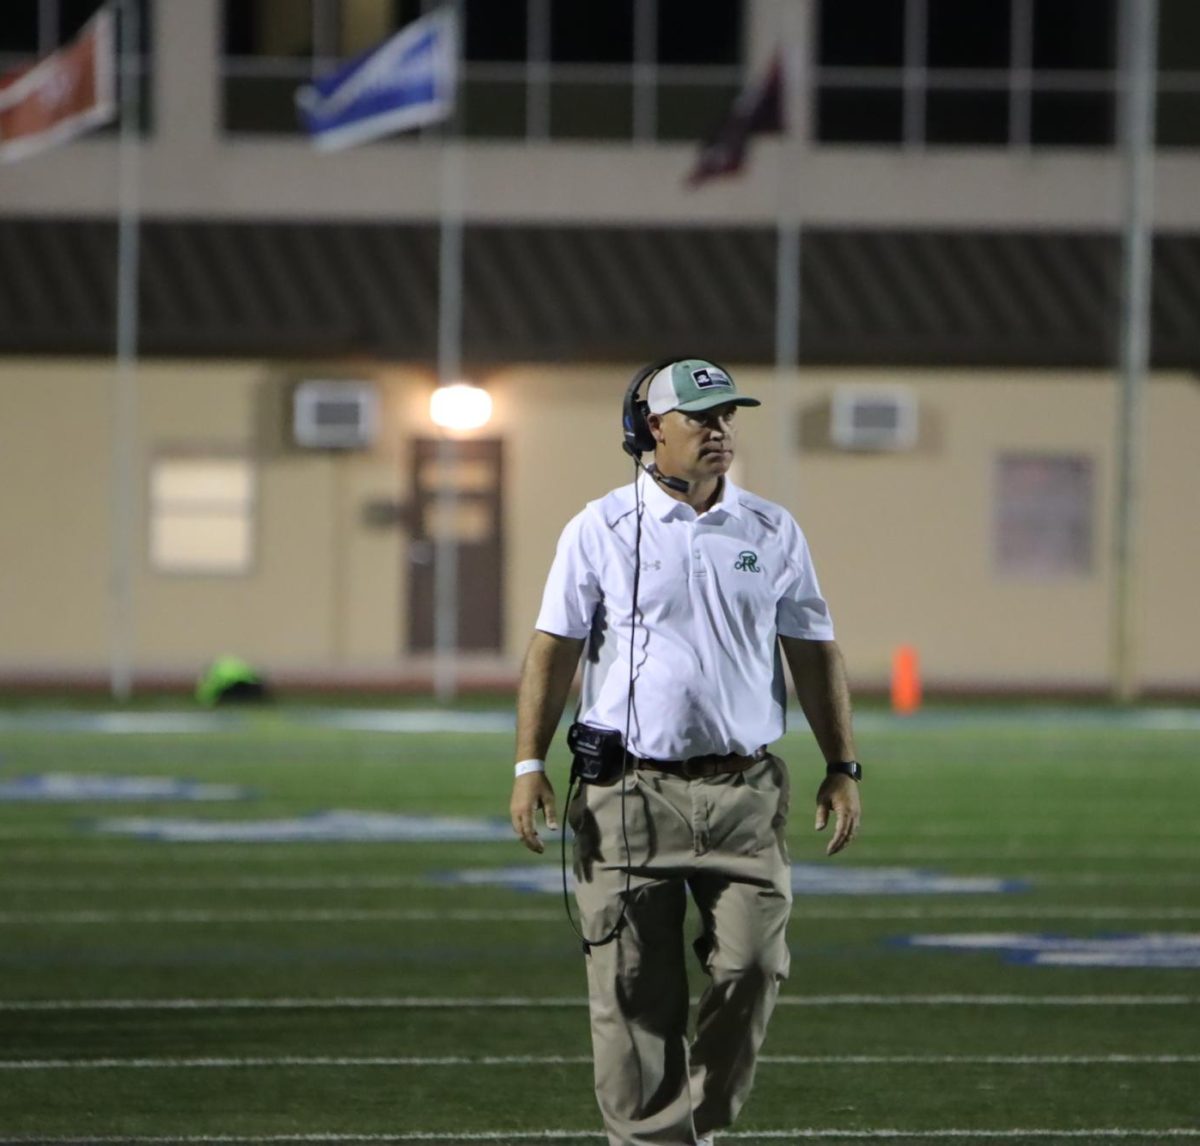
[430,383,493,432]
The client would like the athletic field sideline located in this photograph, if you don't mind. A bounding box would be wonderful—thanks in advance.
[0,705,1196,1143]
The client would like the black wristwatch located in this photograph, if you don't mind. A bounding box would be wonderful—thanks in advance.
[826,760,862,782]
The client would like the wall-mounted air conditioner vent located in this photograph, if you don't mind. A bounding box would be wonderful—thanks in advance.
[293,381,378,450]
[830,386,918,451]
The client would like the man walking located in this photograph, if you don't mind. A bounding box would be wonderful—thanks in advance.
[510,359,862,1146]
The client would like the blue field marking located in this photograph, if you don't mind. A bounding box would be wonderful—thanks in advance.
[90,810,514,843]
[792,866,1027,895]
[4,704,1198,738]
[432,864,1029,896]
[0,774,250,802]
[903,932,1200,968]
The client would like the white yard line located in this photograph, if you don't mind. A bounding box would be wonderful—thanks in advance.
[0,908,560,923]
[2,905,1200,924]
[0,993,1195,1013]
[0,848,473,865]
[1,828,1197,844]
[0,1053,1197,1071]
[0,1055,594,1070]
[862,824,1200,838]
[0,873,1196,892]
[4,845,1200,863]
[0,1128,1198,1143]
[853,847,1200,860]
[1012,873,1200,887]
[789,906,1200,920]
[833,846,1200,860]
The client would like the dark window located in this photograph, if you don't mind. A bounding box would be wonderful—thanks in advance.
[812,0,1157,150]
[223,76,302,133]
[1159,0,1200,71]
[392,1,424,28]
[1031,90,1114,145]
[816,86,904,143]
[550,0,634,63]
[927,89,1009,144]
[928,0,1011,69]
[818,0,905,67]
[658,79,742,139]
[222,0,313,57]
[658,0,742,65]
[0,1,151,52]
[464,0,526,63]
[1032,0,1116,70]
[58,0,99,41]
[1158,93,1200,147]
[217,0,748,143]
[0,3,38,53]
[462,77,526,138]
[60,0,121,42]
[222,1,257,56]
[550,80,632,138]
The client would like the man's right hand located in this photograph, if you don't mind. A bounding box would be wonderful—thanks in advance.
[510,773,559,854]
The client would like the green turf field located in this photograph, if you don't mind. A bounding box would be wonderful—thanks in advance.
[0,705,1197,1144]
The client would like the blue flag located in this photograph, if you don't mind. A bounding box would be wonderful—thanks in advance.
[295,8,457,151]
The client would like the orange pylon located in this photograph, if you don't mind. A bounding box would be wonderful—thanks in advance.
[891,645,922,714]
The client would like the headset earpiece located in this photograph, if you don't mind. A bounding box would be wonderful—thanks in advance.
[622,357,676,457]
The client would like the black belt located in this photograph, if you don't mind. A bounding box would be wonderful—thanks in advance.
[634,746,767,780]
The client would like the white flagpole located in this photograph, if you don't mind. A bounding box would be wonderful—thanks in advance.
[110,0,141,701]
[1110,0,1159,703]
[774,2,806,505]
[433,0,465,702]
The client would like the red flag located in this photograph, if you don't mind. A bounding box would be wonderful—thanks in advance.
[686,53,785,188]
[0,6,117,163]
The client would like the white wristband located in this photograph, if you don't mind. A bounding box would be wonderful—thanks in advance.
[514,758,546,777]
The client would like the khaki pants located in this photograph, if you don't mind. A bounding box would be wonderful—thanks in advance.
[569,753,792,1146]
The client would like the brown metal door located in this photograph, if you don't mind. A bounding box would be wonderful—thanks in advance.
[407,437,504,652]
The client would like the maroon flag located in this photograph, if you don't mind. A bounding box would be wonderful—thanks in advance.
[0,6,116,163]
[686,52,785,188]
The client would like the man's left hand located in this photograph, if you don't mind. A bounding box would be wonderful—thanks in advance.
[814,774,861,856]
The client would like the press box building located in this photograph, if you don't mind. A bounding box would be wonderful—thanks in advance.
[1,0,1198,695]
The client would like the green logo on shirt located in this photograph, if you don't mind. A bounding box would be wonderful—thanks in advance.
[734,550,762,573]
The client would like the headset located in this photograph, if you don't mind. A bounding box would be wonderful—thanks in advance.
[560,357,720,952]
[621,357,674,459]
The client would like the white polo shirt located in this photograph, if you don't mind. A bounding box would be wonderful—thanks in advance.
[535,474,834,761]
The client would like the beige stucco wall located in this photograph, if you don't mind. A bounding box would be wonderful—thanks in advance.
[0,359,417,676]
[1,358,1197,692]
[0,362,112,665]
[772,371,1120,688]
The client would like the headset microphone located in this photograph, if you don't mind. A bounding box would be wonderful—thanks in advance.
[622,439,690,494]
[652,468,691,494]
[647,461,690,495]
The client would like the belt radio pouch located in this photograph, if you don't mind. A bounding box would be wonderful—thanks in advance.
[566,722,627,785]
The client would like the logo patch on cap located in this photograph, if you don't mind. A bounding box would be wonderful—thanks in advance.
[692,367,732,390]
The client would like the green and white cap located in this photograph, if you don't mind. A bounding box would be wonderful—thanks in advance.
[646,359,761,415]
